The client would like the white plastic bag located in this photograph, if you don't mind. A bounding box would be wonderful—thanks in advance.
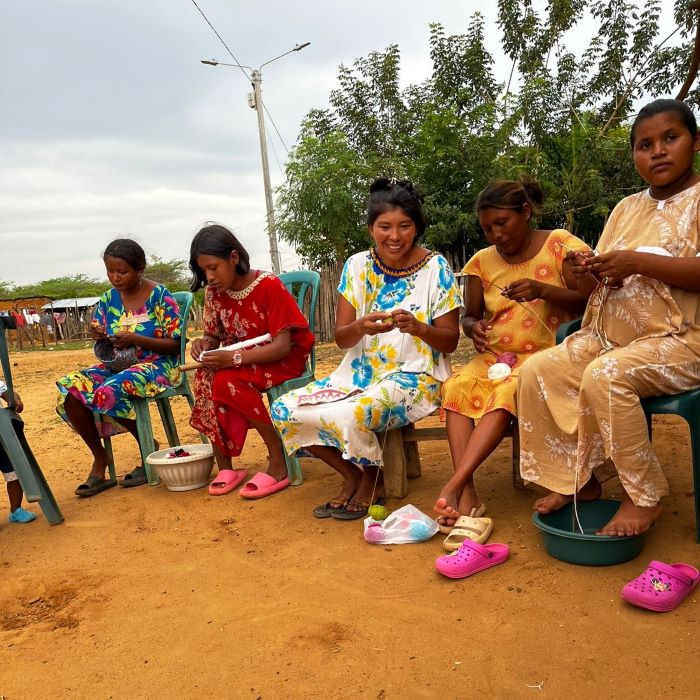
[363,504,438,545]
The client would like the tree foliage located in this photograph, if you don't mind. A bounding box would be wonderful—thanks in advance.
[277,0,697,268]
[2,257,191,299]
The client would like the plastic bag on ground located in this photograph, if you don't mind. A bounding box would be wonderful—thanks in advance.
[363,504,438,545]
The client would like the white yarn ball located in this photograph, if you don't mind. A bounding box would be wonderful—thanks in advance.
[488,362,512,380]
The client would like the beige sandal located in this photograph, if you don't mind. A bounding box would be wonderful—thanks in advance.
[437,504,487,535]
[442,514,493,552]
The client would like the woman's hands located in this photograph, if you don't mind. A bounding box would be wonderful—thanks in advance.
[110,331,139,348]
[199,350,236,368]
[90,322,107,340]
[355,311,395,337]
[190,336,219,361]
[467,319,492,353]
[586,250,640,287]
[389,308,424,337]
[501,279,544,302]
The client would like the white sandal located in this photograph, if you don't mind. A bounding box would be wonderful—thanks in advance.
[443,514,493,552]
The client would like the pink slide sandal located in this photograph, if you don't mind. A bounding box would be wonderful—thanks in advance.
[435,540,509,580]
[239,472,290,499]
[208,469,248,496]
[621,560,700,612]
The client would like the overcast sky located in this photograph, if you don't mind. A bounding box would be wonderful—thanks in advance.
[0,1,681,285]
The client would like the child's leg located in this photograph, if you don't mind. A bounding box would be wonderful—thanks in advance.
[63,393,111,479]
[7,479,22,511]
[434,409,511,519]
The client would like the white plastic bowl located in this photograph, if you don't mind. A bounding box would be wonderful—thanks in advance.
[146,443,214,491]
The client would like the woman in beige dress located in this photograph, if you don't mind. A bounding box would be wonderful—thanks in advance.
[517,98,700,537]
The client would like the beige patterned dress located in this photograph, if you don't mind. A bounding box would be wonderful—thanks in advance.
[517,183,700,506]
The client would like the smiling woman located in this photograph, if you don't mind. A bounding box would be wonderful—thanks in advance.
[271,178,463,520]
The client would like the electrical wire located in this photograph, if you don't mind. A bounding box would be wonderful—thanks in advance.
[190,0,251,81]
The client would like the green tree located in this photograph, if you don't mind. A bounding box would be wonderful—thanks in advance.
[145,256,191,292]
[10,274,108,299]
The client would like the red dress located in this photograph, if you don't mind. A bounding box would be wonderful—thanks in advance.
[190,272,314,457]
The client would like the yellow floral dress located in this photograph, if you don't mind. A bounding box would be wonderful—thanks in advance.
[442,229,588,419]
[271,250,463,467]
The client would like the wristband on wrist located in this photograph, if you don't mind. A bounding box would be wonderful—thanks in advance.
[232,350,243,367]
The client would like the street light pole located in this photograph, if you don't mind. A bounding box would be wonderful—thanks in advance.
[250,69,279,274]
[200,42,310,275]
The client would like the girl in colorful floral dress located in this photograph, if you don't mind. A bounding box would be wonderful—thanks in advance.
[434,178,590,529]
[272,179,463,519]
[57,239,182,496]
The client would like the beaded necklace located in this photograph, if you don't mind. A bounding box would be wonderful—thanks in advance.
[370,247,435,278]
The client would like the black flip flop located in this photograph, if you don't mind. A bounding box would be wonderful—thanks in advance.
[313,500,347,519]
[120,466,148,488]
[330,496,386,521]
[75,475,117,497]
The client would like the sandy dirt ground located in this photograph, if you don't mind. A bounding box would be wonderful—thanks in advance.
[1,343,700,699]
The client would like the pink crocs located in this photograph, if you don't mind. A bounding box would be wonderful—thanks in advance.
[435,540,509,580]
[621,560,700,612]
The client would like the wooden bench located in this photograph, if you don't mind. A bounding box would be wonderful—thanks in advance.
[380,411,524,499]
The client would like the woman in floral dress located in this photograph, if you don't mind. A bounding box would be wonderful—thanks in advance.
[272,179,462,519]
[57,239,181,496]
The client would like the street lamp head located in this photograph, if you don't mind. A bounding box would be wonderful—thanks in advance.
[293,42,311,52]
[201,59,219,66]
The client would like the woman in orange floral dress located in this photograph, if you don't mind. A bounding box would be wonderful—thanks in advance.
[434,178,590,529]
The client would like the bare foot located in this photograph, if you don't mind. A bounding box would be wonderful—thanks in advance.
[597,493,662,537]
[456,479,483,517]
[87,450,111,480]
[346,466,383,512]
[433,497,461,528]
[266,450,289,482]
[534,476,602,514]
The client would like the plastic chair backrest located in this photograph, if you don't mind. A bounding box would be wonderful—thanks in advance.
[0,320,17,409]
[171,291,194,364]
[278,271,320,375]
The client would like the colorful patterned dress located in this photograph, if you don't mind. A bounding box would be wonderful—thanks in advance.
[56,285,182,437]
[271,250,463,467]
[518,183,700,506]
[189,272,314,458]
[442,229,588,419]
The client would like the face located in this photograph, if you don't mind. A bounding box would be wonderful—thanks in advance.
[368,207,418,267]
[632,112,700,196]
[104,256,142,292]
[478,205,532,257]
[196,252,240,291]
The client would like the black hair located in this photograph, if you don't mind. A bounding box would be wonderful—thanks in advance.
[189,223,251,291]
[103,238,146,272]
[366,178,427,237]
[475,176,544,218]
[630,98,698,147]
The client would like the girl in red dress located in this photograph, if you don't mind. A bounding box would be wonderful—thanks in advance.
[188,224,314,497]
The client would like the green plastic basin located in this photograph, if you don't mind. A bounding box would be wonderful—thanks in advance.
[532,499,645,566]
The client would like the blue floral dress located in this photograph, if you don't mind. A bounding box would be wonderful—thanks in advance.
[56,285,182,437]
[271,250,462,467]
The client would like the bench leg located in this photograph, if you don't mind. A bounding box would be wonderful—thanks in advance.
[382,429,408,499]
[404,437,421,478]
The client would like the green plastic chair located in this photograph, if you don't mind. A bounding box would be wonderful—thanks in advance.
[557,318,700,542]
[0,320,63,524]
[103,290,205,486]
[266,271,320,485]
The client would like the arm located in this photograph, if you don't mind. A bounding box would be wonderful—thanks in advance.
[502,258,590,314]
[334,295,393,350]
[462,275,491,353]
[0,388,23,413]
[589,251,700,291]
[200,331,292,368]
[391,307,460,353]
